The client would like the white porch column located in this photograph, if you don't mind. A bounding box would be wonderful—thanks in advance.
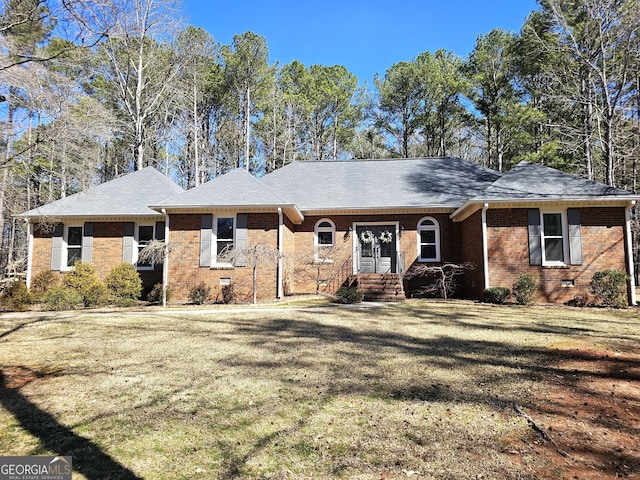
[481,203,490,290]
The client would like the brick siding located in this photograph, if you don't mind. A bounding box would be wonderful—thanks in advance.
[486,207,628,304]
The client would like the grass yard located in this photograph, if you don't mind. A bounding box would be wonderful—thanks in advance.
[1,299,639,479]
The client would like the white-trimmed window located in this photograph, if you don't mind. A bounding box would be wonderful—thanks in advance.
[135,224,155,270]
[541,211,568,265]
[65,225,83,268]
[314,218,335,261]
[417,216,440,262]
[215,216,235,263]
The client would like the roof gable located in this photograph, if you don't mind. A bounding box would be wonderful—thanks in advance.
[477,161,632,200]
[154,168,291,208]
[20,167,184,218]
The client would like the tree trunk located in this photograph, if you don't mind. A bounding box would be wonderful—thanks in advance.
[244,85,251,170]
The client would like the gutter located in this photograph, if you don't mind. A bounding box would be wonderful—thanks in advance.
[25,219,33,289]
[451,196,640,222]
[481,203,490,290]
[277,208,284,299]
[162,208,169,307]
[625,201,637,305]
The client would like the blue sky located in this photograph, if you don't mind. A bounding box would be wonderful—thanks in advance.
[184,0,539,85]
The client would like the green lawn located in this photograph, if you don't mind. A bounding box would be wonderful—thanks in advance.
[1,300,639,479]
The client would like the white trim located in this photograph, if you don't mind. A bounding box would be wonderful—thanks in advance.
[625,202,637,305]
[162,209,169,307]
[314,218,336,262]
[540,209,569,266]
[62,224,83,271]
[134,223,156,271]
[211,214,235,268]
[351,221,400,274]
[277,208,284,299]
[481,204,489,289]
[417,216,441,263]
[26,220,33,288]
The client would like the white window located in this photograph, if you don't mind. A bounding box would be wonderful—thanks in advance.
[541,211,568,265]
[214,216,235,263]
[65,225,83,268]
[135,224,155,270]
[417,217,440,262]
[314,219,335,261]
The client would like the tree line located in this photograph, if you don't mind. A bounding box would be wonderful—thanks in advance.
[1,0,639,277]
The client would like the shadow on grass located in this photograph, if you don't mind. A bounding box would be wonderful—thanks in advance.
[0,370,141,480]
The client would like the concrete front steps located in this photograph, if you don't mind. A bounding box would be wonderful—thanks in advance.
[352,273,405,302]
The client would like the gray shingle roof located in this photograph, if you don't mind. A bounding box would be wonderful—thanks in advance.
[19,167,184,218]
[153,168,292,208]
[261,157,501,210]
[474,161,633,200]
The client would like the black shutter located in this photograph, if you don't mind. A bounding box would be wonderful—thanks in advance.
[122,222,135,263]
[50,223,64,270]
[567,208,583,265]
[200,214,212,267]
[81,222,94,263]
[527,209,542,266]
[235,214,248,267]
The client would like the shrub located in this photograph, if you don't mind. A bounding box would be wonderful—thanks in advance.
[589,270,629,308]
[512,273,539,305]
[335,285,364,304]
[147,283,172,304]
[30,270,60,300]
[221,284,234,304]
[189,282,210,305]
[43,287,82,311]
[105,263,142,306]
[483,287,511,304]
[63,261,109,307]
[1,281,32,312]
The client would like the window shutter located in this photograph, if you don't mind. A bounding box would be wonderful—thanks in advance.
[235,213,248,267]
[200,214,212,267]
[155,221,165,241]
[122,222,135,263]
[567,208,583,265]
[50,223,64,271]
[81,222,94,263]
[527,209,542,266]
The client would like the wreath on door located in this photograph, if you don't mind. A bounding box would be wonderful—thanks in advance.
[379,229,393,244]
[360,230,374,244]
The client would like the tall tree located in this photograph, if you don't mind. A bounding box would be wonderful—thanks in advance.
[96,0,184,171]
[221,31,271,171]
[373,60,424,157]
[465,29,520,172]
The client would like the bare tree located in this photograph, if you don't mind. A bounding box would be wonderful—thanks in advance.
[405,262,475,300]
[219,243,279,304]
[96,0,185,170]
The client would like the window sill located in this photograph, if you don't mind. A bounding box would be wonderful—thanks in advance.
[211,263,234,270]
[418,258,440,263]
[542,264,570,269]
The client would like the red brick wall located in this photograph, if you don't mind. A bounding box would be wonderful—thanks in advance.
[486,207,628,304]
[167,213,279,303]
[458,211,484,299]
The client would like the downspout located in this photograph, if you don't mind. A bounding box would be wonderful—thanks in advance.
[162,209,169,307]
[481,203,490,290]
[625,201,637,305]
[277,208,284,299]
[25,219,33,288]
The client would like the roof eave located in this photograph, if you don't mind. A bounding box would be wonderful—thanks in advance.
[450,196,640,222]
[149,203,305,224]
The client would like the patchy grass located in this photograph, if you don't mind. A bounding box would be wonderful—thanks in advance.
[1,300,639,479]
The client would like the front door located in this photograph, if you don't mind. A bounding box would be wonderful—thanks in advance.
[356,225,396,274]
